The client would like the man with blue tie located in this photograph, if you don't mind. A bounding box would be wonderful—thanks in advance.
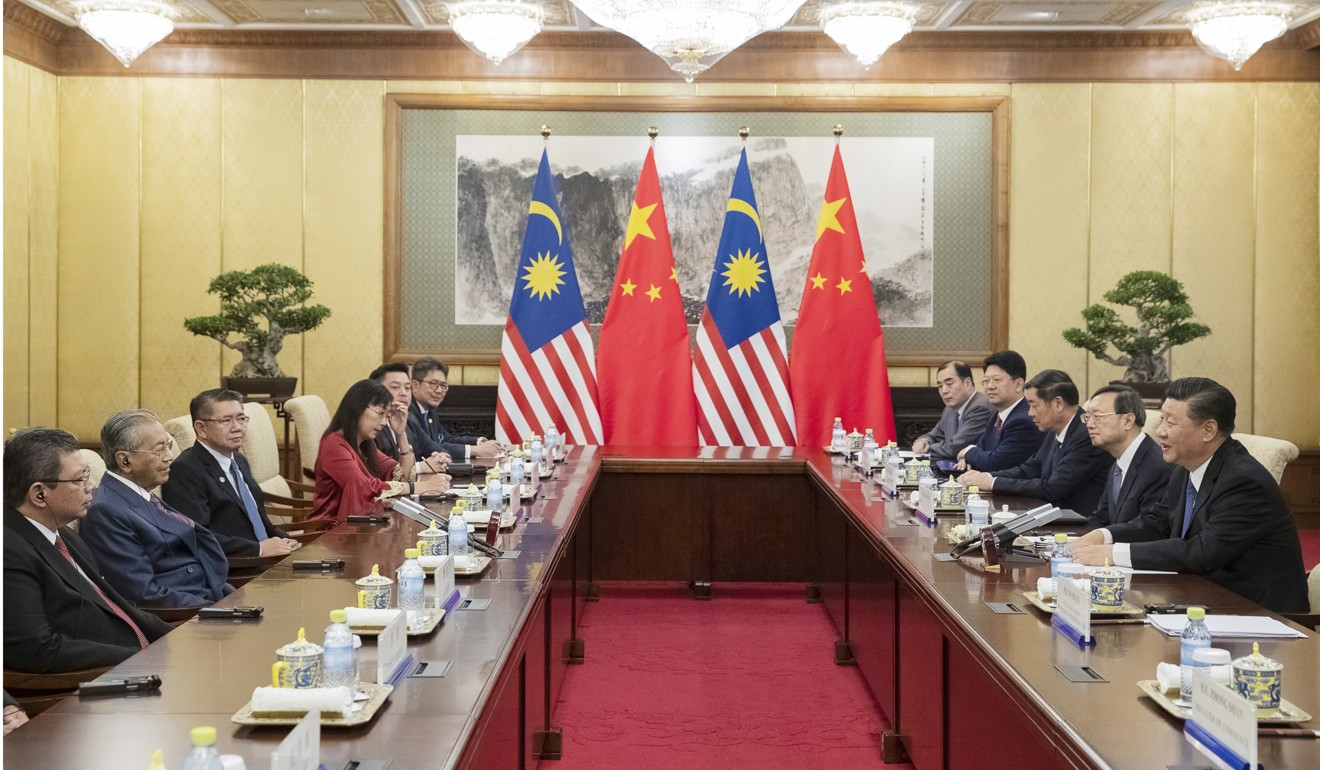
[81,411,232,609]
[1081,384,1172,527]
[162,390,299,558]
[956,350,1044,472]
[957,369,1112,515]
[408,357,504,460]
[1073,377,1307,614]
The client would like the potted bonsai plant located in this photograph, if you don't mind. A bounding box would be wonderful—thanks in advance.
[1062,270,1210,398]
[184,263,331,399]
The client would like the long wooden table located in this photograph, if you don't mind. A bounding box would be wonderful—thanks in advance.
[6,448,1317,769]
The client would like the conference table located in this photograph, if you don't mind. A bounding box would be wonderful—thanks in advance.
[6,447,1318,769]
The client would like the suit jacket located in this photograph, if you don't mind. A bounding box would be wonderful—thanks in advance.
[1087,434,1173,528]
[409,401,480,459]
[1107,438,1308,614]
[80,474,232,609]
[961,398,1044,472]
[3,506,172,674]
[375,420,439,465]
[916,392,993,460]
[992,411,1112,515]
[161,446,286,558]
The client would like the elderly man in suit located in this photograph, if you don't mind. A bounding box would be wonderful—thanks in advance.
[161,389,299,559]
[1082,384,1173,527]
[3,428,171,674]
[408,357,504,460]
[956,350,1044,472]
[959,369,1112,515]
[80,411,232,609]
[911,360,993,461]
[1073,377,1307,614]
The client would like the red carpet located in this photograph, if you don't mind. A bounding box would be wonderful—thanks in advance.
[541,582,906,770]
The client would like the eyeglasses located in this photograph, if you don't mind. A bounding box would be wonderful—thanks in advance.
[39,470,94,488]
[366,406,389,419]
[127,442,173,460]
[415,379,449,392]
[198,415,250,427]
[1080,410,1119,425]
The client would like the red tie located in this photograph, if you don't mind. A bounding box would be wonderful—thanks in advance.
[150,493,195,528]
[55,534,150,649]
[994,414,1003,436]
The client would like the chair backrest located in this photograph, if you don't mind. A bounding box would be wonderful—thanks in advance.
[80,449,107,487]
[1143,409,1161,439]
[241,402,291,497]
[284,395,331,479]
[163,415,196,452]
[1231,432,1300,485]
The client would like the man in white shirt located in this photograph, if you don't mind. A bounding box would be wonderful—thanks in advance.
[409,357,504,460]
[1080,384,1172,527]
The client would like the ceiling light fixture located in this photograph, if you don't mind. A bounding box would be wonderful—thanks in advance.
[1187,2,1290,71]
[75,1,175,67]
[570,0,808,81]
[818,1,919,69]
[447,1,545,65]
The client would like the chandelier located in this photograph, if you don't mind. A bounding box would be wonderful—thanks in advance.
[75,2,175,67]
[1187,3,1290,71]
[819,1,918,69]
[570,0,808,81]
[447,1,545,64]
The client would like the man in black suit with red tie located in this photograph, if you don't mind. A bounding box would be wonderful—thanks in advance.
[956,350,1044,472]
[3,428,171,674]
[1082,384,1173,527]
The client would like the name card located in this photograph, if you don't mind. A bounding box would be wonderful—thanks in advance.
[433,556,459,613]
[1185,669,1259,770]
[376,611,410,687]
[917,484,937,517]
[271,710,320,770]
[1052,576,1093,646]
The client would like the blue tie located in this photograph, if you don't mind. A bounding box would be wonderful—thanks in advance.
[1108,464,1123,507]
[1180,478,1197,537]
[230,459,269,541]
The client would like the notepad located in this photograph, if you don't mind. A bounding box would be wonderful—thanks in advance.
[1146,613,1306,639]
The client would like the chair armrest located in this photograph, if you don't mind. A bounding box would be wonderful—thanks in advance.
[138,605,206,623]
[4,666,113,693]
[289,478,315,496]
[264,491,314,509]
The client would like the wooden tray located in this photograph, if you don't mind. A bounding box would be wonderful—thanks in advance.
[349,609,443,637]
[454,554,493,578]
[1022,591,1146,618]
[459,509,517,528]
[1137,680,1313,724]
[231,683,393,727]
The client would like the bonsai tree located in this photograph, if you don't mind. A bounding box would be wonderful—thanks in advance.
[184,263,331,378]
[1062,270,1210,383]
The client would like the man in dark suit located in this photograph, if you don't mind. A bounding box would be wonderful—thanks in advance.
[957,350,1044,472]
[80,411,232,609]
[1074,377,1307,614]
[959,369,1112,515]
[161,389,299,559]
[911,360,993,461]
[408,357,504,460]
[1082,384,1173,527]
[369,362,448,472]
[3,428,171,674]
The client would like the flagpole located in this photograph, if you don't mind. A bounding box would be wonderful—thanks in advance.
[833,124,843,144]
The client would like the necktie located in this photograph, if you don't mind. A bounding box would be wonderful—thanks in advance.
[54,534,149,649]
[953,410,961,434]
[1180,479,1197,537]
[230,459,269,541]
[1108,464,1123,506]
[149,494,195,528]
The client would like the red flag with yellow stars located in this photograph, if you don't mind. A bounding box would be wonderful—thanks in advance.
[596,146,698,445]
[790,145,896,447]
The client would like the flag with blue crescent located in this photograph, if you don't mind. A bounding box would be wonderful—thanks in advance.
[495,149,603,445]
[692,148,796,446]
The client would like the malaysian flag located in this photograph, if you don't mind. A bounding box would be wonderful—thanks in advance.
[495,149,603,445]
[693,149,796,446]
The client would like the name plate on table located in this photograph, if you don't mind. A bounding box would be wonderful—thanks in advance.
[881,467,900,496]
[376,611,412,687]
[1186,669,1260,770]
[271,710,320,770]
[917,486,937,519]
[1052,577,1094,646]
[433,556,460,614]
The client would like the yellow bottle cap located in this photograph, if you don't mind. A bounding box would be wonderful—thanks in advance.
[190,726,216,747]
[405,547,420,559]
[330,609,347,623]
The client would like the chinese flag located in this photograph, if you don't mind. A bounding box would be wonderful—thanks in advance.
[596,147,698,445]
[790,146,896,447]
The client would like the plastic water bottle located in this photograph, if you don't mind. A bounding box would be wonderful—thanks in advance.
[1180,606,1213,704]
[398,547,425,614]
[860,429,878,473]
[545,425,561,460]
[830,418,846,452]
[449,509,469,558]
[323,608,358,692]
[180,726,222,770]
[509,452,526,497]
[485,471,504,510]
[1049,533,1073,577]
[530,436,544,472]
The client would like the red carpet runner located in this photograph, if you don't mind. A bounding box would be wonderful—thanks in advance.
[540,582,908,769]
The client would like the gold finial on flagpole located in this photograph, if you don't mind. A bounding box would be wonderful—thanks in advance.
[738,126,750,142]
[540,125,552,142]
[833,124,843,144]
[648,126,659,144]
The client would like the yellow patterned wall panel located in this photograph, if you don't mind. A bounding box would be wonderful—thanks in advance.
[1170,83,1256,431]
[141,78,224,421]
[1007,83,1092,383]
[1254,83,1320,446]
[1086,83,1174,394]
[302,79,386,406]
[221,79,306,386]
[58,77,141,440]
[5,58,32,431]
[28,65,60,428]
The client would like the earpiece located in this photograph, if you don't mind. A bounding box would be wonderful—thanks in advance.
[35,491,45,501]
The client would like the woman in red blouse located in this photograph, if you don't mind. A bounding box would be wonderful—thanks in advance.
[312,380,450,522]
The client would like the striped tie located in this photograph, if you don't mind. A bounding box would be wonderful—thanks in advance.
[54,535,149,649]
[149,493,195,528]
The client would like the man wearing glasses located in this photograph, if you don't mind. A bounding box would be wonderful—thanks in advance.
[4,427,172,673]
[81,411,232,609]
[956,350,1044,472]
[1080,384,1172,527]
[409,357,504,460]
[162,389,299,558]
